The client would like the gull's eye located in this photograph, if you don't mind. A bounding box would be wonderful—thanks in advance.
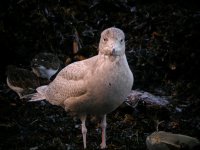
[103,38,108,42]
[120,39,124,43]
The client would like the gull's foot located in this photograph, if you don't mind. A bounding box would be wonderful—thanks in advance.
[100,143,107,149]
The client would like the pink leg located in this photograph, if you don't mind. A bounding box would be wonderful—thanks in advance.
[80,115,87,149]
[100,115,107,149]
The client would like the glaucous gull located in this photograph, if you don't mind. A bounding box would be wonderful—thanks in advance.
[26,27,134,149]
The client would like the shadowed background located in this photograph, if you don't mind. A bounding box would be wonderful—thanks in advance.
[0,0,199,149]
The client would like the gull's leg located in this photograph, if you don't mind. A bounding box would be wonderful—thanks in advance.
[80,115,87,149]
[100,115,107,149]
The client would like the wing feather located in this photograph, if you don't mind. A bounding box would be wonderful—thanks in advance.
[44,56,97,105]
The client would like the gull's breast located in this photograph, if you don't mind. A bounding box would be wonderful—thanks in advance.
[85,59,133,115]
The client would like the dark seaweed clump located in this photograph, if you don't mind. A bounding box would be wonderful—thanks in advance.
[0,0,199,149]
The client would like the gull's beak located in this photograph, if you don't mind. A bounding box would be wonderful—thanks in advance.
[111,46,121,56]
[112,48,116,55]
[111,41,118,55]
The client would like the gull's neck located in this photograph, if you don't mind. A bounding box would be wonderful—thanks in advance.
[98,53,126,61]
[96,53,128,67]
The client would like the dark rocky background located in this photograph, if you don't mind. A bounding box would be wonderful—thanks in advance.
[0,0,200,149]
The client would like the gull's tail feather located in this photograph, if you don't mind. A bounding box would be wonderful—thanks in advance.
[22,85,48,101]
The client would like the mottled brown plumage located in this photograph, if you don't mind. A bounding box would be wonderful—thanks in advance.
[6,65,40,98]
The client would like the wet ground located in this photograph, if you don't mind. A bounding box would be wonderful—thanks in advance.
[0,0,200,149]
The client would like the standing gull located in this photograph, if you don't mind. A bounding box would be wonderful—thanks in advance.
[27,27,134,149]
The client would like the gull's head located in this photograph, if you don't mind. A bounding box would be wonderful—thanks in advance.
[99,27,125,56]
